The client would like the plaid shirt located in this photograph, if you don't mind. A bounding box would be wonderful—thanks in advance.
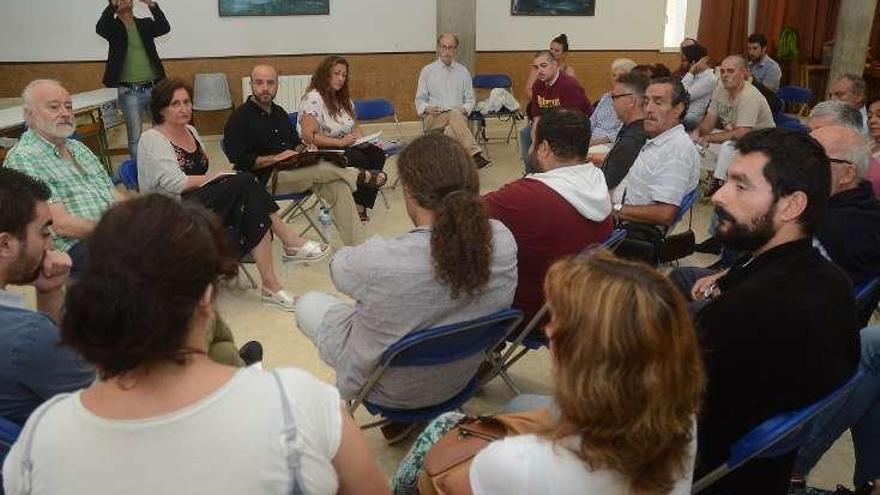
[4,130,115,252]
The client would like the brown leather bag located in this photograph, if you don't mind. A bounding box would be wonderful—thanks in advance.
[418,409,552,495]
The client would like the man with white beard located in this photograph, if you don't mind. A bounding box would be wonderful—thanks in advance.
[4,79,123,276]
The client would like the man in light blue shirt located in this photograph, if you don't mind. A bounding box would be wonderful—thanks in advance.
[747,33,782,92]
[415,33,490,168]
[0,168,94,425]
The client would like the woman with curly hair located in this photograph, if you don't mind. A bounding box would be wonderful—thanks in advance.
[299,55,387,222]
[294,133,517,440]
[393,251,705,494]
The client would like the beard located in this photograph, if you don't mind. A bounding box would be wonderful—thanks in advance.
[32,115,75,140]
[714,204,777,253]
[7,245,42,286]
[527,148,540,172]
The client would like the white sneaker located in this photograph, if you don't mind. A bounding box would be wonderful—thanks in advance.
[261,289,296,312]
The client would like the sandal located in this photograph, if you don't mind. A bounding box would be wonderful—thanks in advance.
[356,169,388,189]
[282,240,330,263]
[358,206,370,223]
[261,289,296,312]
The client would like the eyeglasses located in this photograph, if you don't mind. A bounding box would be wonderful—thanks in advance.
[611,93,634,100]
[829,158,853,165]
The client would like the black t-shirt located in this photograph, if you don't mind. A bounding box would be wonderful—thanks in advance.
[601,119,649,189]
[695,239,860,493]
[222,98,302,185]
[817,181,880,287]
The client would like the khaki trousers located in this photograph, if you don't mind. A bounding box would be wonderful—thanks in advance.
[273,162,366,246]
[423,111,481,156]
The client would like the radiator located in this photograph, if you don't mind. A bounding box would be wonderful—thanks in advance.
[241,74,312,113]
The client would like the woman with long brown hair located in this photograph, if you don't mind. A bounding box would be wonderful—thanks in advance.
[294,133,517,440]
[393,251,705,494]
[299,55,387,222]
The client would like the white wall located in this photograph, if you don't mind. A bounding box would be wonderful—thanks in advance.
[476,0,667,51]
[0,0,436,62]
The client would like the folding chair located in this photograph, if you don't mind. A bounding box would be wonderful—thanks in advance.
[353,99,406,207]
[0,416,21,466]
[692,370,865,493]
[773,112,809,133]
[776,85,813,117]
[658,186,700,265]
[855,276,880,328]
[347,308,524,429]
[117,158,139,191]
[490,228,629,394]
[472,74,521,144]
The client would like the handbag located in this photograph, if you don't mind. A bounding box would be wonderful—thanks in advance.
[418,409,552,495]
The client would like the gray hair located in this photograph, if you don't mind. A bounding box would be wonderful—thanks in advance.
[836,73,867,97]
[611,58,637,73]
[841,131,871,179]
[809,100,864,131]
[21,79,64,109]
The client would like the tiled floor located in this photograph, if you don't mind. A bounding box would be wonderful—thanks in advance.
[15,119,860,489]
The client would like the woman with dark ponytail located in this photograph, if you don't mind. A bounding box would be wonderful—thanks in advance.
[295,134,517,437]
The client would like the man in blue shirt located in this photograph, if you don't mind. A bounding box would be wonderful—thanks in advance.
[747,33,782,92]
[0,168,94,425]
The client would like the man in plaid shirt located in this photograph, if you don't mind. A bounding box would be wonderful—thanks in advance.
[5,79,121,276]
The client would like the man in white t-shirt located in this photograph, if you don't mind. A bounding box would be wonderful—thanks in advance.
[415,33,490,169]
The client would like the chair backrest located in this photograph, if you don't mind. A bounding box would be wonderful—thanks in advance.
[776,85,813,105]
[855,276,880,327]
[288,112,298,128]
[380,309,523,368]
[0,415,22,464]
[674,187,699,225]
[472,74,512,90]
[118,159,138,191]
[353,99,396,121]
[693,370,865,493]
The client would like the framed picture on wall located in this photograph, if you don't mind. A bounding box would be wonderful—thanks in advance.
[219,0,329,17]
[511,0,595,16]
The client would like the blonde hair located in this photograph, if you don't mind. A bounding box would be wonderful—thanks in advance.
[543,252,705,494]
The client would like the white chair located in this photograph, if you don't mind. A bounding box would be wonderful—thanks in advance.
[192,73,233,111]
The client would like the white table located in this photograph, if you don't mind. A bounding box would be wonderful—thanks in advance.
[0,87,118,131]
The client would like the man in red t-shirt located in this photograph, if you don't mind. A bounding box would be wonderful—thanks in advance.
[484,108,612,328]
[521,50,592,173]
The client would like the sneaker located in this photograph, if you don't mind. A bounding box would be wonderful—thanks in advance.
[282,240,330,264]
[238,341,263,366]
[473,153,491,169]
[262,289,296,312]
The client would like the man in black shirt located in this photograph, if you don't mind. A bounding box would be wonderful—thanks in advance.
[223,64,364,246]
[677,128,860,493]
[589,71,650,190]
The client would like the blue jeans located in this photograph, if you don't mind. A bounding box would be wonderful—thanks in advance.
[793,325,880,486]
[117,84,153,158]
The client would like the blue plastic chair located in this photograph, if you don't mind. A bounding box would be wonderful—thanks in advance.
[348,308,524,427]
[773,112,809,133]
[693,370,865,493]
[353,99,406,156]
[0,415,22,466]
[491,228,629,394]
[855,276,880,327]
[471,73,520,144]
[674,187,699,225]
[776,85,813,119]
[117,159,138,191]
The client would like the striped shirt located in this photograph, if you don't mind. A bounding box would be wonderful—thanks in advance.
[613,124,700,208]
[4,130,115,252]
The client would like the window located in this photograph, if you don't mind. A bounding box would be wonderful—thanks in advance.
[663,0,688,49]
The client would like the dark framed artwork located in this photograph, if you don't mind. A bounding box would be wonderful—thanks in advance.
[511,0,595,16]
[219,0,329,17]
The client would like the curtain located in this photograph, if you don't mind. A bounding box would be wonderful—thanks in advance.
[697,0,751,64]
[755,0,841,62]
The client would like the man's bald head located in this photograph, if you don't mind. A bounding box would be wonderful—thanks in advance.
[250,65,279,106]
[811,125,870,195]
[723,55,748,70]
[719,55,749,91]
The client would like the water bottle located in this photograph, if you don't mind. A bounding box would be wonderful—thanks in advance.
[318,206,333,239]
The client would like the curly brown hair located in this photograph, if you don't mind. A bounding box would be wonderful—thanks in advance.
[543,252,705,494]
[397,134,492,299]
[308,55,354,119]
